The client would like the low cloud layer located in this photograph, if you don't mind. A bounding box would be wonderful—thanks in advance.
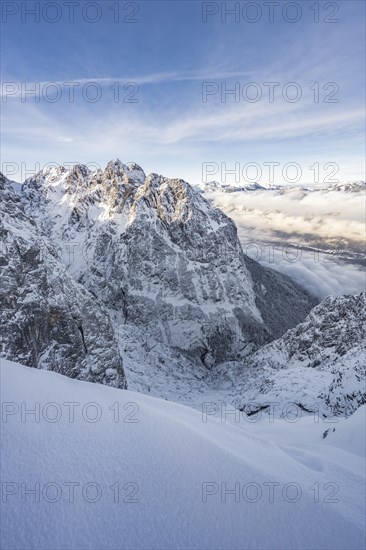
[260,250,365,299]
[207,187,365,245]
[205,187,365,299]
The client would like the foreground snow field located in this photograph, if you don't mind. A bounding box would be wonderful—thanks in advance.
[1,359,365,550]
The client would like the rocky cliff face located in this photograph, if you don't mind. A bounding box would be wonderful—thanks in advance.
[17,159,317,368]
[1,161,364,417]
[231,292,366,417]
[0,173,126,388]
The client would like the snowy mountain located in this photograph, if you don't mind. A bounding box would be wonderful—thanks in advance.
[226,292,366,417]
[1,162,366,550]
[0,161,364,421]
[200,180,280,193]
[1,358,365,550]
[200,180,366,194]
[324,180,366,193]
[13,160,316,369]
[135,291,365,417]
[0,173,126,388]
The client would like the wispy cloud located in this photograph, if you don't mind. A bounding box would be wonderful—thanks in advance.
[1,9,365,185]
[0,68,258,98]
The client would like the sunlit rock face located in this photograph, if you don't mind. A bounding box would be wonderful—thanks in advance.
[0,173,126,388]
[16,160,317,368]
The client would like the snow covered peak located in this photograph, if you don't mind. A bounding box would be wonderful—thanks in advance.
[200,180,281,193]
[1,160,364,424]
[9,159,317,369]
[104,158,127,177]
[101,159,146,186]
[125,162,146,184]
[34,164,68,182]
[325,180,366,193]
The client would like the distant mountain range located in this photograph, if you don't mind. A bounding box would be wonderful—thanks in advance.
[199,180,366,194]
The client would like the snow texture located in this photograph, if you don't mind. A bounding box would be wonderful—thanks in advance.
[1,358,365,550]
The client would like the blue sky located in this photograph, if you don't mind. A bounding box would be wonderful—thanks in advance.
[1,0,365,184]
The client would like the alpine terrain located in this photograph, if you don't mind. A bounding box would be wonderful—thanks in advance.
[1,161,365,550]
[1,161,365,414]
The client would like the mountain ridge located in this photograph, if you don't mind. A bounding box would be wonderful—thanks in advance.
[13,160,317,368]
[1,160,364,418]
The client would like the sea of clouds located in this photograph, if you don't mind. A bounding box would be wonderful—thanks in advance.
[204,187,365,299]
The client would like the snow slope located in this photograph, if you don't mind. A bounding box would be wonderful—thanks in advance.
[1,359,365,550]
[229,292,366,418]
[118,292,366,417]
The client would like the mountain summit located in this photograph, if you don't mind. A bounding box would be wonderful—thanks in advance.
[1,161,365,416]
[14,160,317,370]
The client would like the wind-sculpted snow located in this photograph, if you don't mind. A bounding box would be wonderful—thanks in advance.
[232,292,366,417]
[17,159,317,368]
[1,359,365,550]
[0,173,126,388]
